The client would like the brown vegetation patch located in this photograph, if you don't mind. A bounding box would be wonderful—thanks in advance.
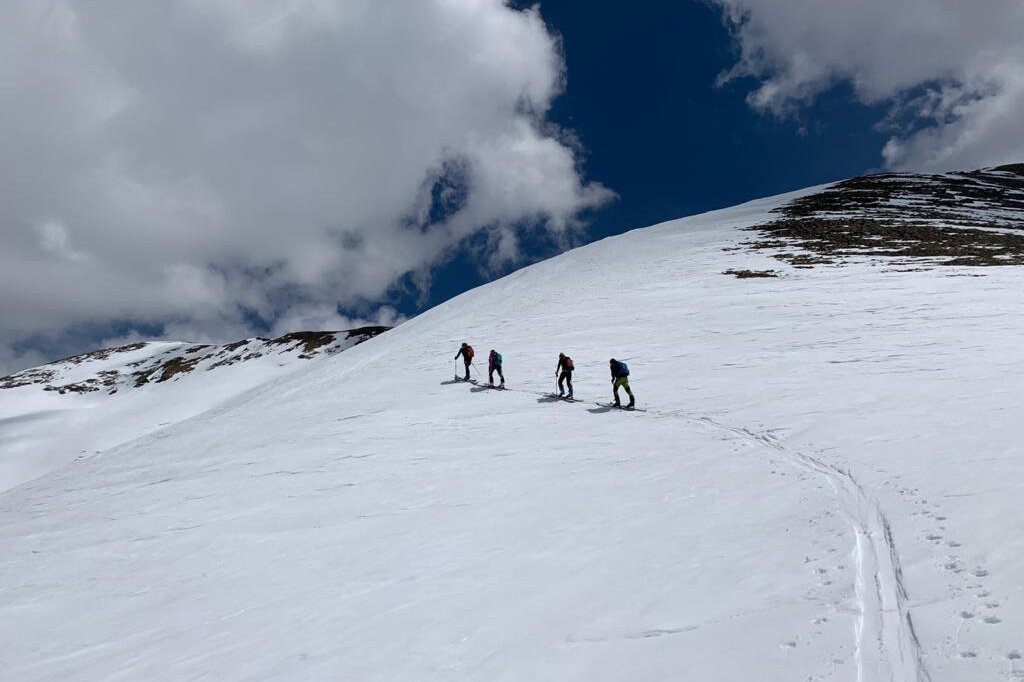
[742,166,1024,269]
[345,326,391,340]
[270,331,338,355]
[753,217,1024,267]
[780,170,1024,223]
[45,342,149,368]
[133,355,210,386]
[45,381,101,395]
[0,368,57,389]
[723,269,778,279]
[3,327,392,394]
[991,163,1024,176]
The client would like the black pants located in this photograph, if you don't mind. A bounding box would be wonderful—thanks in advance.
[489,365,504,384]
[462,359,471,380]
[558,370,573,395]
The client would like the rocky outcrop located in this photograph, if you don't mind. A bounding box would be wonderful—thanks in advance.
[0,327,389,395]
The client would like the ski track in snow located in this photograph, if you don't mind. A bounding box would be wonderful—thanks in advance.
[695,420,931,682]
[477,379,930,682]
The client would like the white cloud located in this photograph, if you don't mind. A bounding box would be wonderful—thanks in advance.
[268,303,402,337]
[0,0,611,371]
[37,221,91,263]
[712,0,1024,171]
[0,346,49,378]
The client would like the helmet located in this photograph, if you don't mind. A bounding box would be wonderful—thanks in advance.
[609,358,616,363]
[559,352,565,357]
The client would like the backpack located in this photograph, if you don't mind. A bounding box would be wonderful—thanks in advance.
[563,356,574,371]
[620,361,629,376]
[491,351,502,366]
[464,345,474,360]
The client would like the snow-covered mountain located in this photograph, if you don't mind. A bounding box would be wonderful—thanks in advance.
[0,328,387,493]
[3,167,1024,682]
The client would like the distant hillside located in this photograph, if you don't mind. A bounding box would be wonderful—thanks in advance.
[734,164,1024,273]
[1,327,389,395]
[0,326,388,493]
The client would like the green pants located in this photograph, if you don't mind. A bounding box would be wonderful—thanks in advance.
[613,376,634,402]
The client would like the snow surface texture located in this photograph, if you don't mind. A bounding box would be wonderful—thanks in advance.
[3,179,1023,681]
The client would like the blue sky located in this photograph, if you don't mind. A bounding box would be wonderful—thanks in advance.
[412,0,889,314]
[1,0,1021,372]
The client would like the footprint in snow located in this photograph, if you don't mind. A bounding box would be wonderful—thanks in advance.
[961,611,975,619]
[958,651,977,659]
[972,568,990,578]
[1008,651,1021,660]
[946,540,961,548]
[983,616,1002,624]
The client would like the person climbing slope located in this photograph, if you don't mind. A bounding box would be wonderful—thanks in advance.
[454,342,474,381]
[488,349,505,388]
[609,358,635,409]
[556,352,574,399]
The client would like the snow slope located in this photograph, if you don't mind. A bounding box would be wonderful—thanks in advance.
[2,179,1023,681]
[0,329,386,493]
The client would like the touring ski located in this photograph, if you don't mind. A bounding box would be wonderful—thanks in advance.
[597,402,645,412]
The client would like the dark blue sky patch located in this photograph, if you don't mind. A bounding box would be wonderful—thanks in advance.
[402,156,474,233]
[404,0,889,313]
[426,158,472,228]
